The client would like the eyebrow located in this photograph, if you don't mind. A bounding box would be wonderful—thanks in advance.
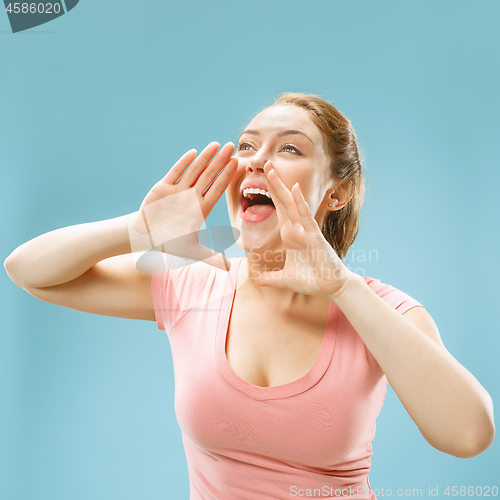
[239,129,314,144]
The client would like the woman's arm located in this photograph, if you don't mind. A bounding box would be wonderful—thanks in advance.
[257,163,495,459]
[331,276,495,458]
[4,213,157,321]
[4,142,238,320]
[4,213,133,289]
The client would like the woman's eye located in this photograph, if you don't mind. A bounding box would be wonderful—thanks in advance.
[237,142,252,151]
[282,144,302,155]
[237,142,302,155]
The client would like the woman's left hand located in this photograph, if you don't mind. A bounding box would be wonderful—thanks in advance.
[254,162,357,299]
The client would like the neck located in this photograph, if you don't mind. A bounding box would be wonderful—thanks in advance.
[247,248,285,275]
[239,251,312,307]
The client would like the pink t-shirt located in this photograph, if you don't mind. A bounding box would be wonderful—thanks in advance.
[151,256,423,500]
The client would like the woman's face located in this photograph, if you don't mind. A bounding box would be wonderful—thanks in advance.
[226,104,333,254]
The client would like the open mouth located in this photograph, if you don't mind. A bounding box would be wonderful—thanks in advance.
[241,189,276,214]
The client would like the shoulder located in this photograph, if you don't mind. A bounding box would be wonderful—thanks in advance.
[150,254,241,331]
[152,254,238,293]
[151,254,243,294]
[363,275,445,348]
[400,305,445,347]
[362,275,422,315]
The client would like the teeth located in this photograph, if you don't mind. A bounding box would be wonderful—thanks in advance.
[242,187,271,199]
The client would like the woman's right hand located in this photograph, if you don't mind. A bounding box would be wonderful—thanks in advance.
[129,142,238,271]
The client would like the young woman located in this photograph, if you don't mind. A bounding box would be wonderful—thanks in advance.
[5,93,495,500]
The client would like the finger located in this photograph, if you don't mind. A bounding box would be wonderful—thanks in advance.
[202,157,238,207]
[254,270,287,288]
[265,164,302,224]
[196,142,236,194]
[162,149,198,185]
[274,201,287,227]
[176,142,221,187]
[263,162,289,221]
[291,183,319,232]
[264,172,287,228]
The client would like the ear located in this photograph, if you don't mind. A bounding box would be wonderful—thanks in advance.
[323,180,353,211]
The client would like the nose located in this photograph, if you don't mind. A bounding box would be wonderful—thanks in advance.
[245,160,266,174]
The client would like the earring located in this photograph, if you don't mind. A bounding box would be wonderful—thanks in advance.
[328,203,332,207]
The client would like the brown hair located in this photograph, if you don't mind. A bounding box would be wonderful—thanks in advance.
[272,92,365,260]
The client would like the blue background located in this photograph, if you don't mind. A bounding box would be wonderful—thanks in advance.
[1,1,499,499]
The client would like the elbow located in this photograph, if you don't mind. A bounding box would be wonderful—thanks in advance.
[4,252,17,282]
[4,251,27,288]
[423,397,496,459]
[457,419,496,459]
[429,425,495,459]
[450,403,496,459]
[453,378,496,458]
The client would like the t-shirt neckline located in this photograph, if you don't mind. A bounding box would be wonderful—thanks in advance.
[215,257,339,401]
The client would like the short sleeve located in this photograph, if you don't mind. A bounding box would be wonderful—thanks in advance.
[363,276,423,315]
[151,254,217,332]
